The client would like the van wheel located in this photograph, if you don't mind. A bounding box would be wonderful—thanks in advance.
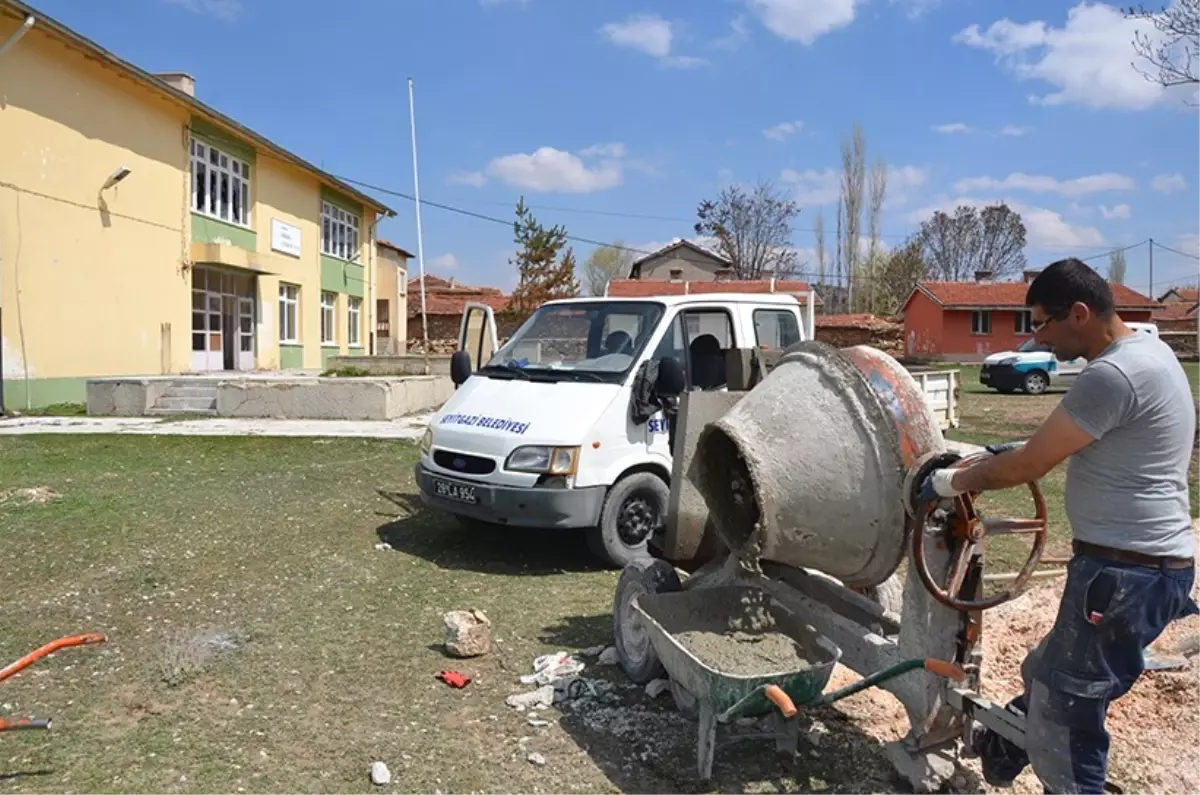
[588,472,668,567]
[1023,371,1049,395]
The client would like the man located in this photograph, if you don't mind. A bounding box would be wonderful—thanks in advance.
[921,258,1197,794]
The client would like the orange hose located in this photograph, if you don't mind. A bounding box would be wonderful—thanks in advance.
[0,633,107,683]
[924,659,967,682]
[763,684,797,718]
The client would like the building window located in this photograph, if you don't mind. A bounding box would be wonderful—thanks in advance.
[320,291,337,344]
[376,298,390,337]
[972,310,991,335]
[669,268,683,282]
[279,283,299,343]
[1014,310,1033,334]
[714,268,733,281]
[190,139,251,227]
[347,296,361,347]
[321,201,361,260]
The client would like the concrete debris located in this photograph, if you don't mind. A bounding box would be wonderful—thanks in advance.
[505,685,555,711]
[520,652,585,686]
[373,541,392,551]
[805,718,829,747]
[597,646,620,666]
[577,644,607,657]
[526,752,547,766]
[645,679,670,698]
[443,609,492,658]
[884,742,955,794]
[369,761,391,785]
[527,718,550,728]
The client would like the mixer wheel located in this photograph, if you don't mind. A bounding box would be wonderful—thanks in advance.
[612,558,681,684]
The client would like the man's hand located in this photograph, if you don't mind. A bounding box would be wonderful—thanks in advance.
[985,441,1025,456]
[919,468,964,504]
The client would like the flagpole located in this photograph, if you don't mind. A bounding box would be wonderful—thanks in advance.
[407,76,431,374]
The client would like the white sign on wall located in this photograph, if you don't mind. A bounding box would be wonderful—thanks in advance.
[271,218,302,257]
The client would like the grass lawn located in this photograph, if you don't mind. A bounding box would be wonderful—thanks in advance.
[0,363,1195,793]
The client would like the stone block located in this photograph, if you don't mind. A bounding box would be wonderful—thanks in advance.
[443,609,492,657]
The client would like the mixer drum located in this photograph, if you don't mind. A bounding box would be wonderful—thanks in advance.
[690,341,946,589]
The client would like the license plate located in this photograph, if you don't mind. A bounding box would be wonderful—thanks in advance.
[432,477,478,505]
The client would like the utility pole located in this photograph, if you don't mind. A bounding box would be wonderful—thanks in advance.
[1148,238,1155,301]
[407,77,431,375]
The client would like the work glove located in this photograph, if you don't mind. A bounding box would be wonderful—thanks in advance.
[919,469,963,504]
[985,441,1025,456]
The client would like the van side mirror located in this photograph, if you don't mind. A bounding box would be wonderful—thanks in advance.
[656,356,685,397]
[450,351,472,386]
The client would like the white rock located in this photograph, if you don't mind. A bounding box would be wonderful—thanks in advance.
[505,685,555,711]
[370,761,391,785]
[597,646,620,666]
[645,679,670,698]
[443,609,492,658]
[527,752,547,766]
[374,542,392,551]
[527,718,550,727]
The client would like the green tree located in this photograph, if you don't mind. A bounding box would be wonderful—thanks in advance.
[1108,247,1128,284]
[583,242,635,296]
[506,197,580,317]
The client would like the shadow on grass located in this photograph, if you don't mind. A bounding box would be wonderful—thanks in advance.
[539,613,612,649]
[374,488,608,576]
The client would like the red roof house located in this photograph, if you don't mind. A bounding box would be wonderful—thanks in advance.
[406,275,510,345]
[1153,286,1199,331]
[902,279,1161,360]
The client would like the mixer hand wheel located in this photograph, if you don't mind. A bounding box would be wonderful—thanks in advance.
[910,451,1048,611]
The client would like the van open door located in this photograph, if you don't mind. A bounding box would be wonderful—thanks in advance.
[458,302,499,371]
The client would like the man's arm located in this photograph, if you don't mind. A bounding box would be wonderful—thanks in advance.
[951,406,1095,493]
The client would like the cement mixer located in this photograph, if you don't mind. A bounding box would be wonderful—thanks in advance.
[612,340,1052,790]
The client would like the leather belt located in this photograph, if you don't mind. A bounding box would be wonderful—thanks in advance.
[1073,540,1195,571]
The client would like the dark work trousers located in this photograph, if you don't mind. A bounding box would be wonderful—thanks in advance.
[975,552,1197,794]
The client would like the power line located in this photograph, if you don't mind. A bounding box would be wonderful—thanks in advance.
[1152,240,1200,260]
[1078,239,1150,262]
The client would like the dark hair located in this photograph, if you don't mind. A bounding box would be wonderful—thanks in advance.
[1025,258,1115,317]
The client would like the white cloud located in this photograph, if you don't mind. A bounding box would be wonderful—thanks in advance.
[891,0,940,20]
[908,196,1105,249]
[715,16,751,51]
[953,3,1183,110]
[781,165,928,208]
[999,124,1030,136]
[1152,173,1188,193]
[763,120,804,141]
[933,123,972,134]
[600,13,706,68]
[952,172,1136,197]
[484,145,624,193]
[1099,203,1131,220]
[164,0,241,21]
[748,0,860,46]
[429,253,459,271]
[448,171,487,188]
[1177,234,1200,257]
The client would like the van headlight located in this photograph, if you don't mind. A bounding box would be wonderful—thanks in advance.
[505,445,580,475]
[419,426,433,455]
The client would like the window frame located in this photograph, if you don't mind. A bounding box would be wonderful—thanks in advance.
[971,310,992,335]
[347,296,362,348]
[321,201,361,261]
[752,308,802,350]
[279,283,299,344]
[320,291,337,345]
[1014,310,1033,334]
[190,138,252,228]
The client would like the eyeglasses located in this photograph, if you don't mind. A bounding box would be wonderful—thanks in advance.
[1031,309,1070,333]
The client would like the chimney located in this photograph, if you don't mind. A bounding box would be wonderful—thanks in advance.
[1022,269,1042,284]
[156,72,195,96]
[974,270,995,283]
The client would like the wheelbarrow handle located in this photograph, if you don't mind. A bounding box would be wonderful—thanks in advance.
[815,657,966,706]
[0,716,52,732]
[763,684,797,718]
[0,633,107,684]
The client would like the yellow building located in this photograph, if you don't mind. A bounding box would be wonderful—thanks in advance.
[0,1,396,410]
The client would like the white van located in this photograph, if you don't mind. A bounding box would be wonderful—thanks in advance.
[980,321,1160,395]
[413,292,815,566]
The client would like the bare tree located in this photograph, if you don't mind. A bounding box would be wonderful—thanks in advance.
[866,159,888,313]
[1126,1,1199,97]
[916,203,1028,281]
[873,237,928,316]
[1108,247,1129,284]
[840,123,866,311]
[835,193,845,312]
[694,180,801,279]
[814,209,827,288]
[582,241,635,296]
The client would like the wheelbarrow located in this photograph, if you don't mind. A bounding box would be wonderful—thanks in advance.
[0,633,106,733]
[634,586,965,779]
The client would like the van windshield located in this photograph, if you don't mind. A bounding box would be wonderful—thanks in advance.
[481,301,665,383]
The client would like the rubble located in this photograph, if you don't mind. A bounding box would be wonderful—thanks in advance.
[369,761,391,785]
[505,685,555,711]
[596,646,620,665]
[442,609,492,658]
[526,752,547,766]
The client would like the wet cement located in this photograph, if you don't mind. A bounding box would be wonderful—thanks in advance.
[675,629,810,676]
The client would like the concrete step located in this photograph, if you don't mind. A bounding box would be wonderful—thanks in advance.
[147,406,218,416]
[161,386,218,399]
[152,396,216,412]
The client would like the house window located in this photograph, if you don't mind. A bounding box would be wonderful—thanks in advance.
[715,268,733,281]
[376,298,390,337]
[1014,310,1033,334]
[279,283,299,344]
[190,139,251,227]
[320,291,337,344]
[972,310,991,335]
[669,268,683,281]
[347,296,361,347]
[321,201,361,260]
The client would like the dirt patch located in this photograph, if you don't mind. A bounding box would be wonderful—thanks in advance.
[0,486,62,505]
[675,630,811,676]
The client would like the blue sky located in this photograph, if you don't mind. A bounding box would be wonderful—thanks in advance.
[35,0,1200,295]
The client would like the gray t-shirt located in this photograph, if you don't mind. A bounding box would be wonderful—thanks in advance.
[1059,331,1196,558]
